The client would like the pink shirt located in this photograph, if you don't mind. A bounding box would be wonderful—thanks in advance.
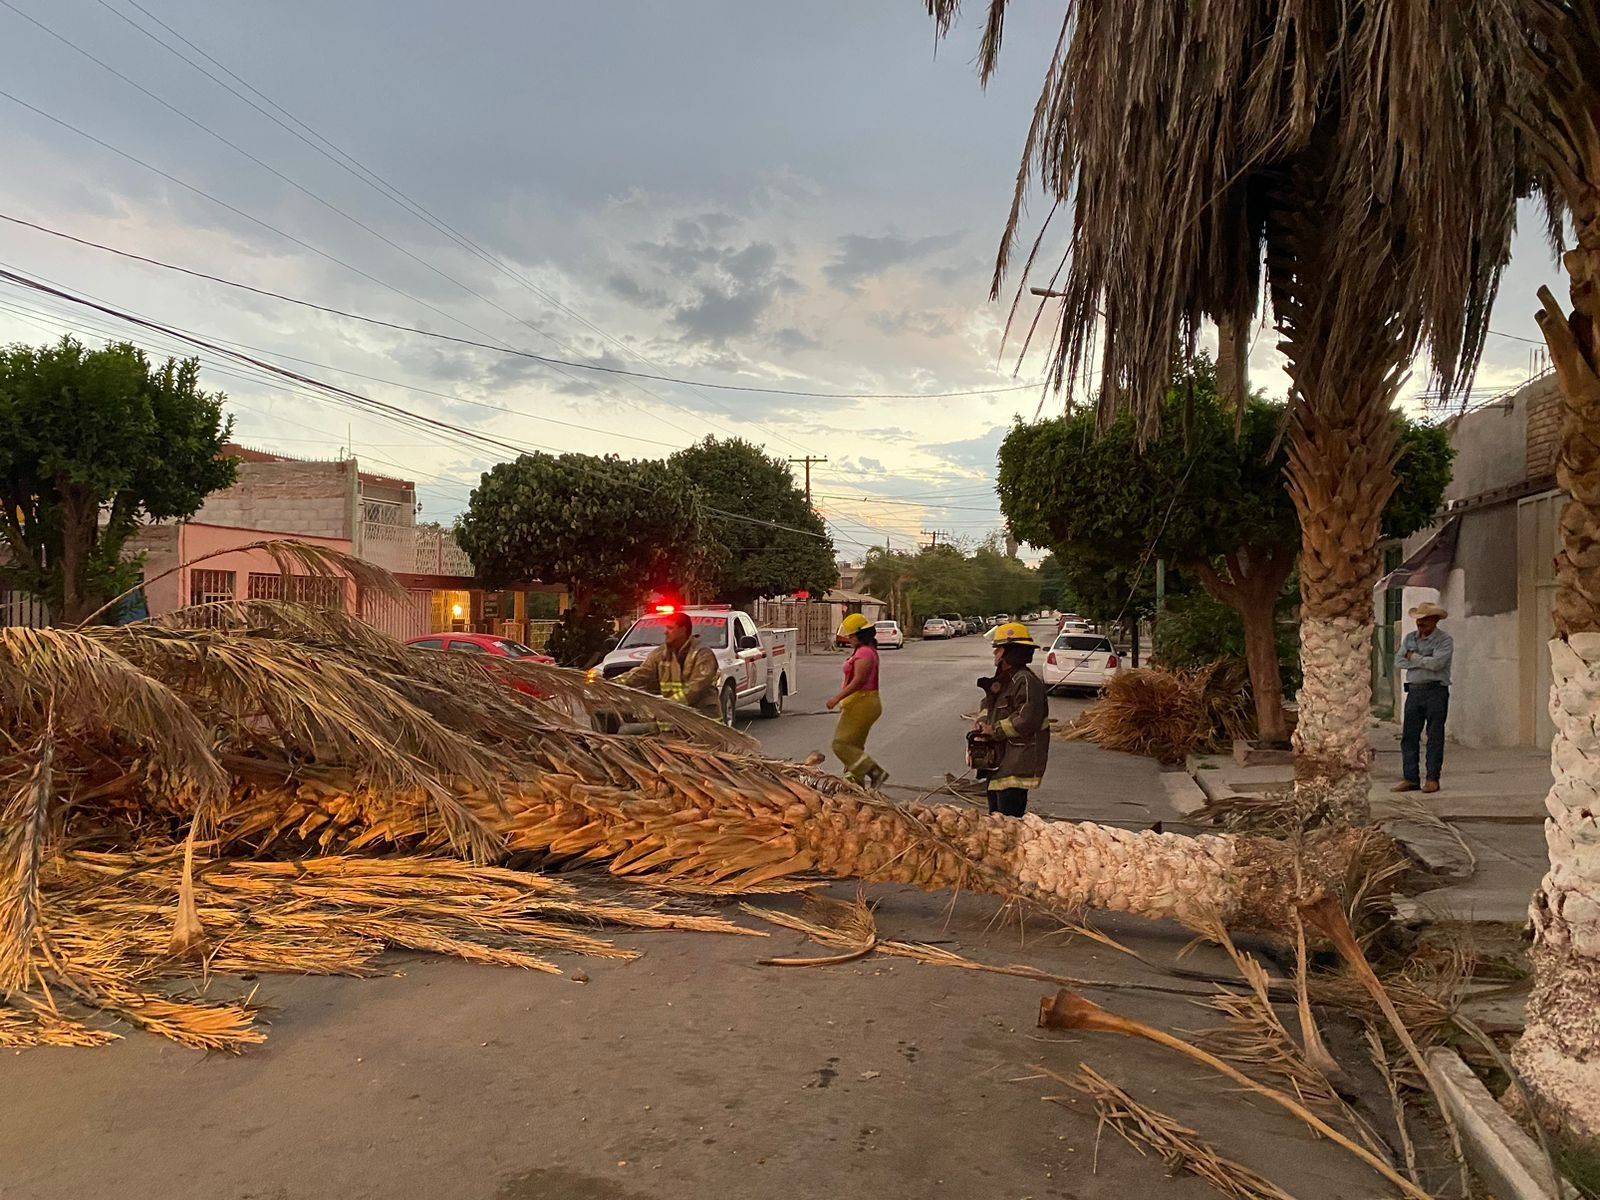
[845,645,880,692]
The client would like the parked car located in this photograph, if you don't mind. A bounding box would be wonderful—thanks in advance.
[592,606,797,724]
[406,633,555,662]
[922,617,954,640]
[1042,632,1121,695]
[406,632,557,700]
[874,620,904,649]
[941,613,967,637]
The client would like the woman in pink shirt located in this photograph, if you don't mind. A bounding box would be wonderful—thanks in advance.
[825,613,887,788]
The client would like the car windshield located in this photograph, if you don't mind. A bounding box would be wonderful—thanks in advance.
[1055,635,1112,652]
[620,614,729,650]
[491,639,539,657]
[875,622,897,630]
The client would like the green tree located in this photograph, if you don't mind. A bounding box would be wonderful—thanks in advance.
[904,543,980,625]
[668,437,837,606]
[858,545,915,624]
[456,452,707,625]
[0,337,236,624]
[999,360,1452,743]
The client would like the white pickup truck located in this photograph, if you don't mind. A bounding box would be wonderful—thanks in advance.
[594,606,799,725]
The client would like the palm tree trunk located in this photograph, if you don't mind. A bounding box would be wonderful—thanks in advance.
[1282,400,1399,824]
[1515,221,1600,1138]
[1189,549,1295,746]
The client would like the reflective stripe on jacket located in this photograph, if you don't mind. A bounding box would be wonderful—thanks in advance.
[620,637,721,714]
[981,666,1050,790]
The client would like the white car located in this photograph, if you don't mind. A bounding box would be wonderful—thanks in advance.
[922,617,954,640]
[1043,632,1121,694]
[874,620,904,649]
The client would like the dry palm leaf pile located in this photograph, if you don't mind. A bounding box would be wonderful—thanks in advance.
[2,580,1386,1051]
[1065,661,1254,763]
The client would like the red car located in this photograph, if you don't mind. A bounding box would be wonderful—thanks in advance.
[406,633,556,699]
[405,633,554,663]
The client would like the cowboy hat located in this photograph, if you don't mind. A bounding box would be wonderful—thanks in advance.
[1408,601,1448,620]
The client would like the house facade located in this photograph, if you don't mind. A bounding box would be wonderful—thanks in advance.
[1376,373,1562,748]
[124,446,565,646]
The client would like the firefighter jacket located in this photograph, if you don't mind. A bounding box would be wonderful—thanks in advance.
[619,637,721,715]
[980,665,1050,790]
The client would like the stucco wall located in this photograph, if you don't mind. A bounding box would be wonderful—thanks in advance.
[1394,573,1521,748]
[1441,389,1529,503]
[195,460,354,540]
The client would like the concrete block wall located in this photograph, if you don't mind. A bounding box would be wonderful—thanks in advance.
[195,460,354,539]
[1525,374,1561,485]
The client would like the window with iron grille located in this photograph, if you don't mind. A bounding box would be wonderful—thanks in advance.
[246,572,344,609]
[189,569,236,608]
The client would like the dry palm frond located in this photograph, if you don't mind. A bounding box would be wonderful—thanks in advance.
[926,0,1523,431]
[1054,1063,1298,1200]
[21,851,756,1050]
[0,627,228,804]
[1037,989,1435,1200]
[745,899,1241,999]
[1066,663,1252,763]
[0,734,55,990]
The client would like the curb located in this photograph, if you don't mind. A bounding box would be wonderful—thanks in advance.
[1425,1047,1576,1200]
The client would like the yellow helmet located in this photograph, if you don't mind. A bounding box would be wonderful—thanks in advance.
[991,621,1036,647]
[837,612,873,638]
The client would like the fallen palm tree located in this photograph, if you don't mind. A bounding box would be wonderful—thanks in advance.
[1,595,1392,1047]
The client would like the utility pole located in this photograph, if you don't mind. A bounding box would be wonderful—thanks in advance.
[921,529,949,549]
[787,456,828,506]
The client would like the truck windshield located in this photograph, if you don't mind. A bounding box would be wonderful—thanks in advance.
[620,615,729,650]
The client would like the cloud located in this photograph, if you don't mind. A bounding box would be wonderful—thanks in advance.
[823,231,965,293]
[771,326,821,352]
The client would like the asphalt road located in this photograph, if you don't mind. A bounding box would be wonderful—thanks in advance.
[746,624,1170,826]
[0,626,1408,1200]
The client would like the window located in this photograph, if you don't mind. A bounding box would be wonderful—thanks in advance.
[1055,635,1113,653]
[489,639,538,657]
[447,639,488,654]
[734,616,757,647]
[189,569,236,607]
[409,638,444,651]
[247,573,343,609]
[619,615,730,650]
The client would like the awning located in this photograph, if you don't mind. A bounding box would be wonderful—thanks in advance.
[1376,516,1460,592]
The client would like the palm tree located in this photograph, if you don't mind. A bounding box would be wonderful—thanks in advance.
[1510,0,1600,1142]
[925,0,1522,822]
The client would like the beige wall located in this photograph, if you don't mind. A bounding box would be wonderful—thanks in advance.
[195,460,355,540]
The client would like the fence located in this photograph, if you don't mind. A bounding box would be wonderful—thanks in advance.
[362,588,434,642]
[0,587,49,628]
[751,599,836,652]
[496,619,559,651]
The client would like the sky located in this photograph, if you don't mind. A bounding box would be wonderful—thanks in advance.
[0,1,1567,563]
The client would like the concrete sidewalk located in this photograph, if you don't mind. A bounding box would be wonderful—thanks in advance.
[1188,729,1550,929]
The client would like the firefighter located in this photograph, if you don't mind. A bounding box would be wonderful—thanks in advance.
[825,613,888,788]
[977,621,1050,816]
[618,612,722,720]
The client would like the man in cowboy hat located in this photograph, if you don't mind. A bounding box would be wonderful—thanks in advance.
[1394,601,1454,794]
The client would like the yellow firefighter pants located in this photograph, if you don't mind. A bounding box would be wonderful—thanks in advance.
[831,691,883,783]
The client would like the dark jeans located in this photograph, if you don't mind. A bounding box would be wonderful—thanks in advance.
[988,787,1029,818]
[1401,683,1449,783]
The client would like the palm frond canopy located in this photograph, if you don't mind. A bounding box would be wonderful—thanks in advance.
[929,0,1525,434]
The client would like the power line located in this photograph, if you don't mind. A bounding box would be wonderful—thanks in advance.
[0,266,840,544]
[0,210,1047,402]
[86,0,832,455]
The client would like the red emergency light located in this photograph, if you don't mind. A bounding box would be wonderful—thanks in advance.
[654,604,676,614]
[793,590,810,600]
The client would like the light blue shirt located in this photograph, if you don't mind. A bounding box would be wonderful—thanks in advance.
[1400,628,1453,686]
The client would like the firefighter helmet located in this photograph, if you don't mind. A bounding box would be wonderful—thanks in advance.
[837,612,873,639]
[990,621,1037,647]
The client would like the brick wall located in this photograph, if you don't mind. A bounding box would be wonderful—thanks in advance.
[1525,374,1562,484]
[194,460,354,539]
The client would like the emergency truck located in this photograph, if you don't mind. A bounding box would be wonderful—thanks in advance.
[594,605,799,726]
